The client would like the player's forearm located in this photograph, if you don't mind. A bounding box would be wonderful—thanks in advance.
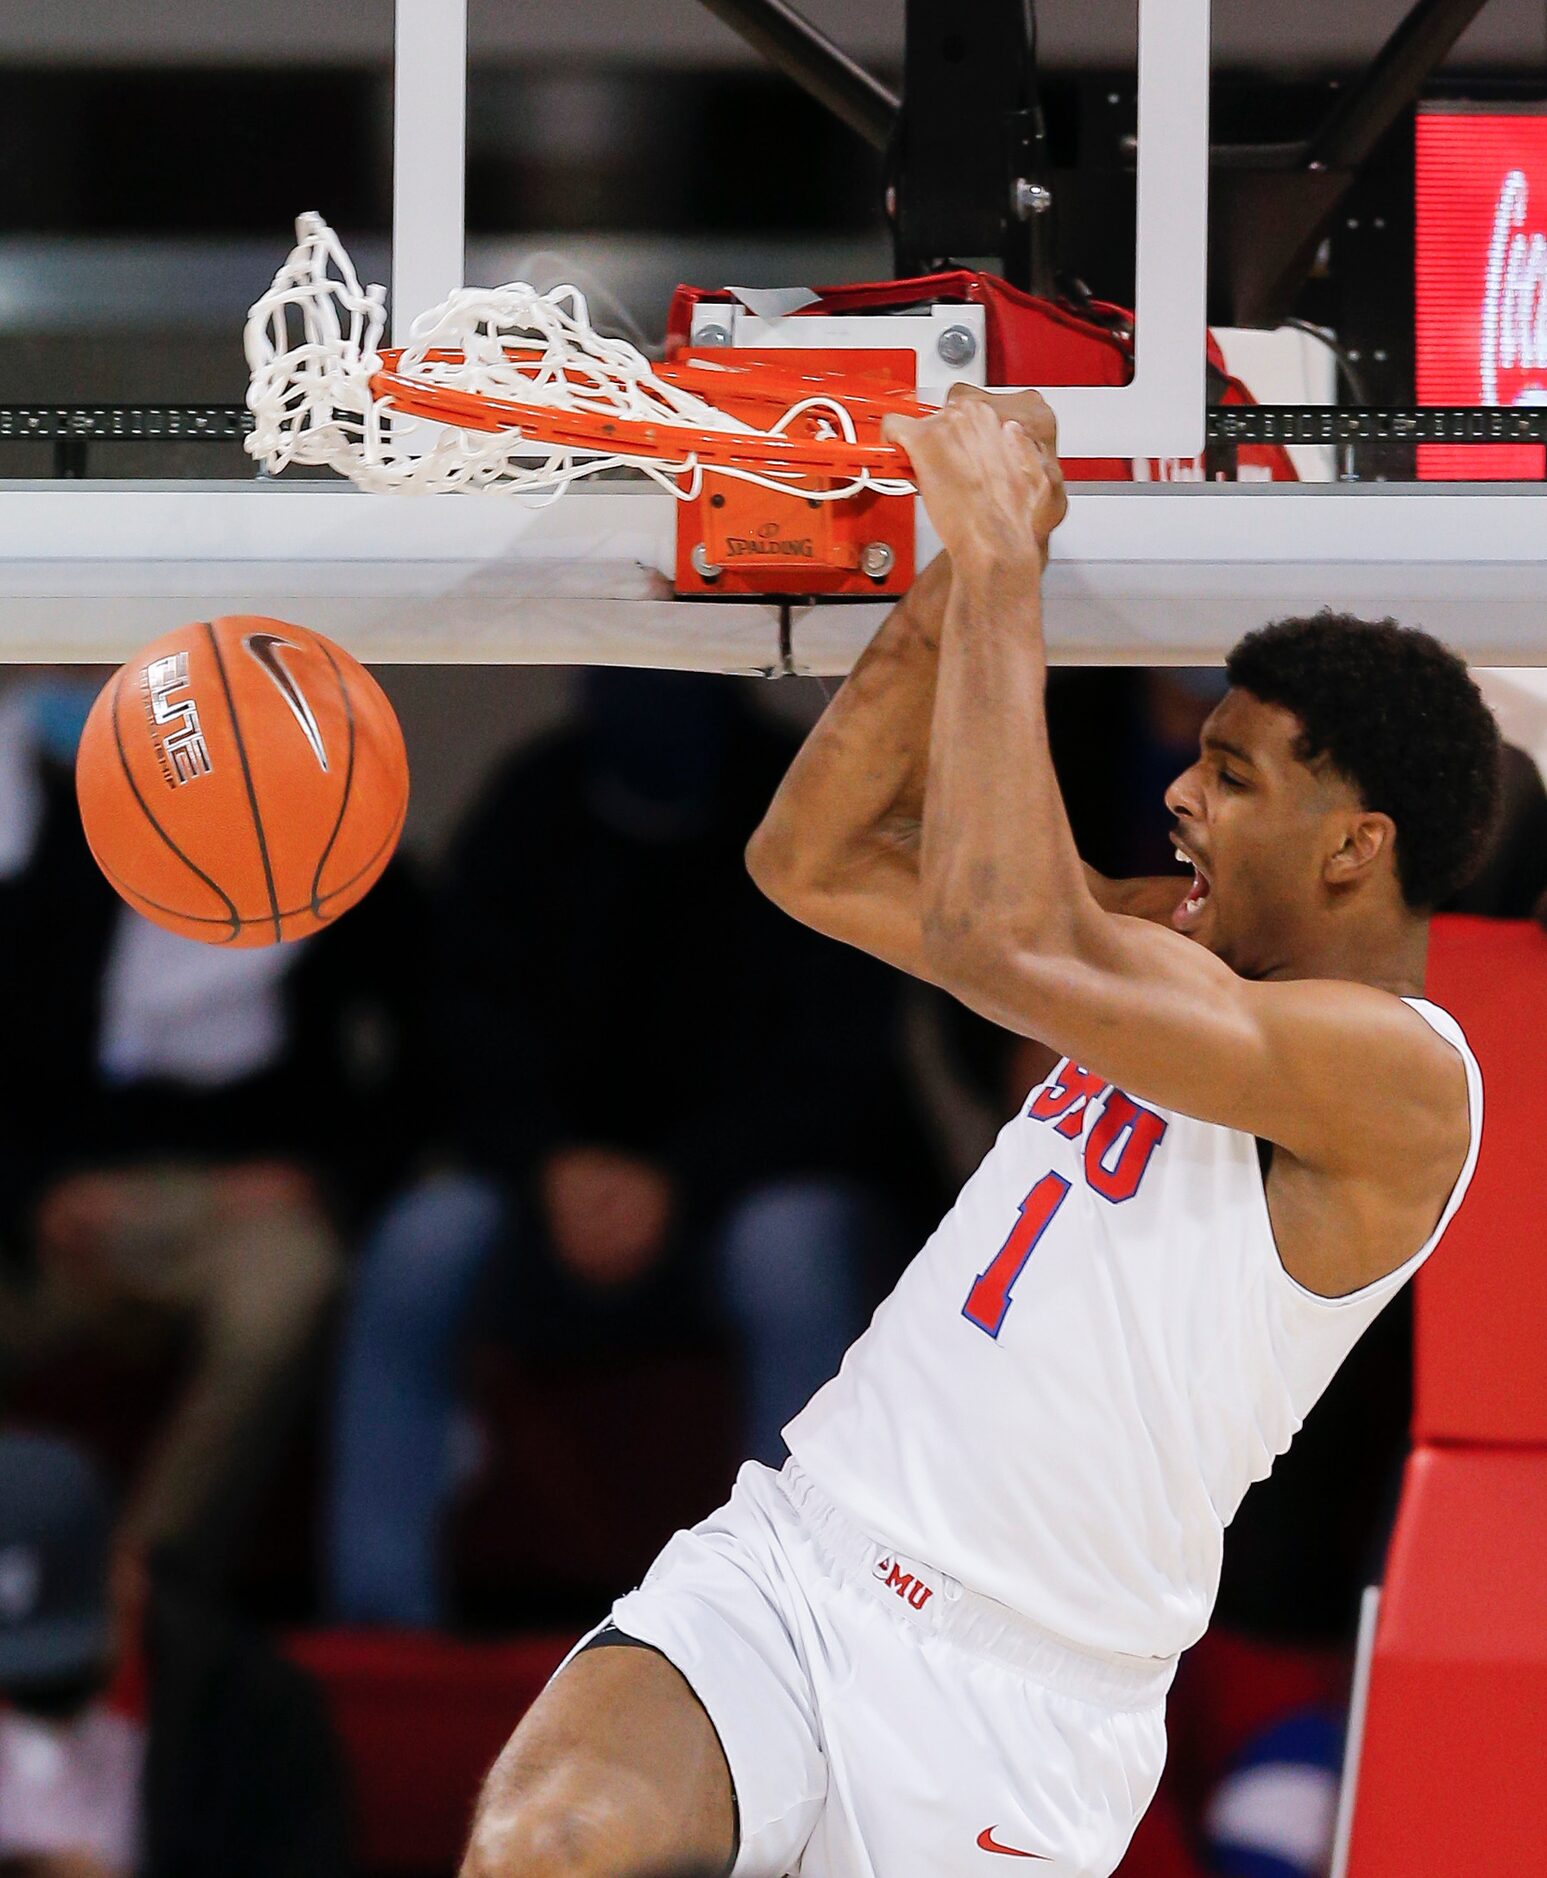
[746,551,949,900]
[920,551,1097,961]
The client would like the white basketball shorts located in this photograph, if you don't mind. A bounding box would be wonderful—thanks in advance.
[593,1460,1174,1878]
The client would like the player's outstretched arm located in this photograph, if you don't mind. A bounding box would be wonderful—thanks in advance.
[745,549,950,980]
[747,386,1179,976]
[884,396,1468,1212]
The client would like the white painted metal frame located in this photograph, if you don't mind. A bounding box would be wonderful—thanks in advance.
[5,481,1547,670]
[1329,1586,1382,1878]
[1047,0,1210,457]
[391,0,466,343]
[687,304,991,393]
[381,0,1211,459]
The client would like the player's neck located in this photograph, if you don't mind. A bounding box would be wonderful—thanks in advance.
[1259,905,1429,999]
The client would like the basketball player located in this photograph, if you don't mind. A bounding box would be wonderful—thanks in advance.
[461,389,1497,1878]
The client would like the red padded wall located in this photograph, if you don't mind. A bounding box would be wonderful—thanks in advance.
[1348,918,1547,1874]
[1345,1449,1547,1875]
[1418,917,1547,1444]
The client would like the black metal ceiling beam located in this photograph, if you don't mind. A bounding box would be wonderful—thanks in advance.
[1305,0,1491,171]
[1212,0,1493,325]
[1209,405,1547,444]
[693,0,898,151]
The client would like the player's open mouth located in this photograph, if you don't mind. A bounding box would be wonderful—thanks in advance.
[1172,844,1212,931]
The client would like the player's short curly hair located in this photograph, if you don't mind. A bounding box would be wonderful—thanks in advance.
[1224,611,1502,911]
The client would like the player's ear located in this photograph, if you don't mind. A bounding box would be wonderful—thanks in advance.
[1325,811,1396,888]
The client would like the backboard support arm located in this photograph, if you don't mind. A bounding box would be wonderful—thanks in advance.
[1305,0,1491,171]
[693,0,1055,293]
[892,0,1054,293]
[692,0,898,150]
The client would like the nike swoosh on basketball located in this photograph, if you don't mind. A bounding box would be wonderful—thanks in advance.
[242,632,329,772]
[977,1826,1050,1859]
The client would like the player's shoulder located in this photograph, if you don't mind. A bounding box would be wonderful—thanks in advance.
[1250,972,1457,1054]
[1253,977,1474,1180]
[1388,994,1477,1148]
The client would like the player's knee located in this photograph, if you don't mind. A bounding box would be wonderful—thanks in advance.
[461,1787,637,1878]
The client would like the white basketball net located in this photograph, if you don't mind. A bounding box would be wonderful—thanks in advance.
[244,213,914,501]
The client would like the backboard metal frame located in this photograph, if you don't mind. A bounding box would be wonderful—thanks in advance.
[393,0,466,347]
[382,0,1210,458]
[1055,0,1209,459]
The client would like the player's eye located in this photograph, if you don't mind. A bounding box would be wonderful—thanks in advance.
[1218,769,1246,790]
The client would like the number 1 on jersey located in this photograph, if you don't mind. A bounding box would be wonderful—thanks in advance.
[962,1172,1071,1338]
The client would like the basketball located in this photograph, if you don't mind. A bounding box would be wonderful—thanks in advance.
[75,615,409,946]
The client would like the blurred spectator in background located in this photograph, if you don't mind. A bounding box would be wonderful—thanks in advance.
[1460,741,1547,918]
[0,675,425,1594]
[1050,667,1229,879]
[0,1431,347,1878]
[329,669,939,1628]
[1197,1706,1345,1878]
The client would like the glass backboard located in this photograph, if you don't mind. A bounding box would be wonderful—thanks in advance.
[0,0,1543,673]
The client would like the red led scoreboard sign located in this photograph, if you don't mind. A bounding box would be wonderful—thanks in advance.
[1416,103,1547,480]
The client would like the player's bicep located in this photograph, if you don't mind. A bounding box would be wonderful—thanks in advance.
[944,918,1277,1133]
[941,912,1430,1164]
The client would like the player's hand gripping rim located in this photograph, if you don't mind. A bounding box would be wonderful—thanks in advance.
[882,385,1068,573]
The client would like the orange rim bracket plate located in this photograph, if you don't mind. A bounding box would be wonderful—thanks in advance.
[674,345,916,599]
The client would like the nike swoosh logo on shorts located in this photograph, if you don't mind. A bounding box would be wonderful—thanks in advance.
[977,1826,1050,1859]
[243,631,329,772]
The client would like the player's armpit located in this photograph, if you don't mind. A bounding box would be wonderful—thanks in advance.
[1083,867,1193,926]
[926,908,1469,1183]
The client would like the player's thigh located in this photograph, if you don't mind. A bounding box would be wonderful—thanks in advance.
[463,1640,736,1878]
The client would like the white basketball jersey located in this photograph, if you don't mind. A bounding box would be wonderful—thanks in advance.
[786,996,1482,1663]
